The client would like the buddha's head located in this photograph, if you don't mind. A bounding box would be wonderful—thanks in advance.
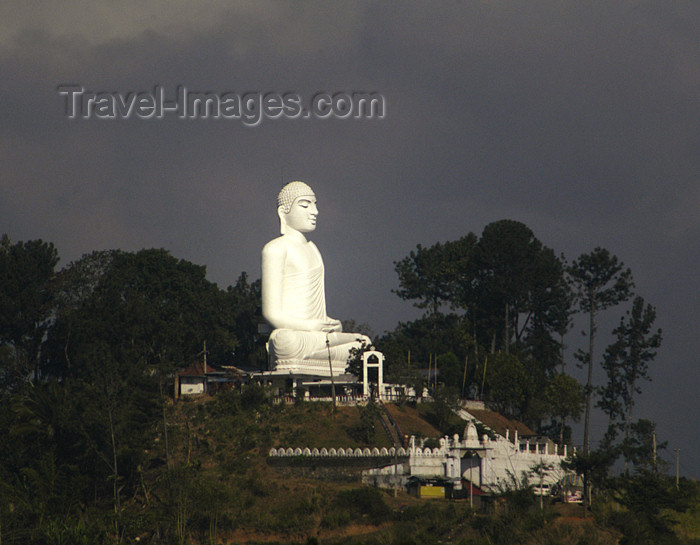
[277,181,318,235]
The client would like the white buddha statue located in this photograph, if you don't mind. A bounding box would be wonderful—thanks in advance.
[262,181,370,376]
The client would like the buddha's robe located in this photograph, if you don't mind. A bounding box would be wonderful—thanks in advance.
[264,242,369,375]
[268,261,329,361]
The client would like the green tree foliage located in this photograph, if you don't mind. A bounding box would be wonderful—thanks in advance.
[470,223,571,427]
[426,384,462,434]
[482,353,533,419]
[225,271,266,368]
[346,337,378,381]
[44,248,239,382]
[568,247,634,455]
[545,372,585,446]
[607,471,689,545]
[0,236,60,388]
[38,249,249,528]
[598,296,662,459]
[434,352,463,393]
[563,448,617,498]
[377,313,473,384]
[340,319,375,341]
[470,221,565,356]
[332,488,391,525]
[619,419,667,474]
[393,234,476,317]
[388,221,574,431]
[0,241,267,543]
[349,399,381,444]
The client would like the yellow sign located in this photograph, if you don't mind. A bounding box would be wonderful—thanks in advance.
[420,486,445,498]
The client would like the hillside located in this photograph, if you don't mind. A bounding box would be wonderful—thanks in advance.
[120,389,694,545]
[152,391,460,544]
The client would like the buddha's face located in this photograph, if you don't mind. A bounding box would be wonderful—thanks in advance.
[284,195,318,233]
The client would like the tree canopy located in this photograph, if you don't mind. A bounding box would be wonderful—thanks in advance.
[386,220,577,429]
[0,240,265,542]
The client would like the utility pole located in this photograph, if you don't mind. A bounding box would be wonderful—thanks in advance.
[675,449,680,489]
[326,336,336,409]
[469,452,473,509]
[462,355,468,398]
[428,355,432,392]
[393,441,399,498]
[652,431,657,473]
[202,340,208,394]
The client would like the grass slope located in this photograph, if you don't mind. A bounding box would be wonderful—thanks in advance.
[127,388,697,545]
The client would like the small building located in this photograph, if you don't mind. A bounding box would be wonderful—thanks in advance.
[176,360,245,397]
[407,476,451,498]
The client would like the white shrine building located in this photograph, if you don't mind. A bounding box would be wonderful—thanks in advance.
[362,406,575,494]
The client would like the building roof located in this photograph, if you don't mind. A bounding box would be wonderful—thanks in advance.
[462,408,535,438]
[178,360,226,377]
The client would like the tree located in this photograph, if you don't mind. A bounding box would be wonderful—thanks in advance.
[598,297,662,471]
[340,319,375,341]
[44,249,239,382]
[568,248,634,455]
[35,248,247,533]
[225,272,265,368]
[471,221,543,354]
[435,352,463,392]
[427,383,461,434]
[377,313,473,380]
[39,250,119,381]
[562,448,616,503]
[0,237,59,388]
[620,419,666,474]
[388,221,573,429]
[620,298,661,449]
[608,469,681,544]
[482,353,533,419]
[346,338,373,379]
[468,221,570,360]
[545,373,584,446]
[393,235,476,317]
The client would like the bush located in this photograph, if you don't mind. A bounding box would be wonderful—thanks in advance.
[334,488,392,524]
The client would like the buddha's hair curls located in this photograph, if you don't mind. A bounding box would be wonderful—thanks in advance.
[277,181,315,213]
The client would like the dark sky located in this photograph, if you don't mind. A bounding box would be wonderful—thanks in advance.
[1,1,698,476]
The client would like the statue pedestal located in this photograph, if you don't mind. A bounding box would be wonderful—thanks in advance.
[272,358,348,377]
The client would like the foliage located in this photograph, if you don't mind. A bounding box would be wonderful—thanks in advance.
[346,338,373,379]
[348,399,382,444]
[605,471,692,545]
[545,372,585,445]
[340,319,376,341]
[620,419,668,474]
[0,232,678,544]
[387,220,574,430]
[568,247,634,454]
[393,234,476,317]
[468,220,571,362]
[598,296,662,464]
[470,486,560,545]
[225,271,266,368]
[563,449,617,495]
[2,382,695,545]
[481,353,533,419]
[0,237,59,388]
[417,386,463,436]
[0,239,270,544]
[44,248,241,383]
[378,313,473,386]
[434,351,466,394]
[333,488,391,525]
